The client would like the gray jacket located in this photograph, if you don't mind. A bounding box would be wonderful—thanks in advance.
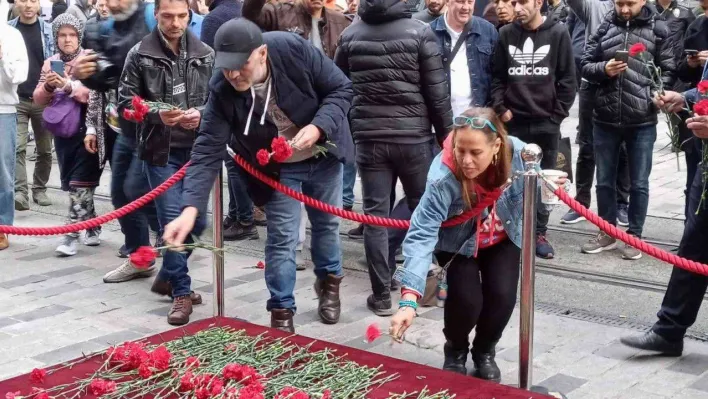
[65,0,94,23]
[567,0,613,42]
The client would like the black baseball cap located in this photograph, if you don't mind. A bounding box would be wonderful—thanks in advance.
[214,19,264,70]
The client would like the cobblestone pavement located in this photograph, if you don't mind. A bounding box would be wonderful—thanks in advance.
[5,102,706,398]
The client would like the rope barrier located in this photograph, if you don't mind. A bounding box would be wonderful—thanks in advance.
[551,183,708,276]
[229,151,489,228]
[0,163,190,236]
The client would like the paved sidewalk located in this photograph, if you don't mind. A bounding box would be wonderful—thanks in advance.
[1,211,708,399]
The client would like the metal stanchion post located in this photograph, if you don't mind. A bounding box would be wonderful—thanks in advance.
[212,168,225,317]
[519,144,541,390]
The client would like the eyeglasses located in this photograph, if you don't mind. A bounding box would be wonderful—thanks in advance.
[453,116,498,133]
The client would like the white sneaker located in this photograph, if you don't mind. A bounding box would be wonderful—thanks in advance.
[103,260,156,283]
[84,230,101,247]
[56,236,78,257]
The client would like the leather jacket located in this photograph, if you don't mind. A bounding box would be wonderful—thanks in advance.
[118,29,214,166]
[242,0,350,60]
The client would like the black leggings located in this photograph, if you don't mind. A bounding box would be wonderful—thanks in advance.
[438,239,521,352]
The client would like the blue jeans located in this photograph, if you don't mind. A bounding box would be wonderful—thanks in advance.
[225,155,254,223]
[0,114,17,226]
[264,156,343,312]
[343,162,356,208]
[145,148,206,298]
[110,135,160,253]
[593,123,656,237]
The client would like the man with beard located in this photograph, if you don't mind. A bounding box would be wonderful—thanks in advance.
[413,0,446,23]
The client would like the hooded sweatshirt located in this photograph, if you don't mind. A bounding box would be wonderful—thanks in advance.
[490,16,577,125]
[66,0,94,24]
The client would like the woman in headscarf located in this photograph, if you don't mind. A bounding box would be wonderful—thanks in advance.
[33,13,101,257]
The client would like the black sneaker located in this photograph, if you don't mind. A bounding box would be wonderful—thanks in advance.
[366,294,394,316]
[224,222,259,241]
[348,224,364,240]
[536,233,555,259]
[617,204,629,227]
[620,331,682,356]
[560,209,585,224]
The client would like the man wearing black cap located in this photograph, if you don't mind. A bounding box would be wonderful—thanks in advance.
[164,19,354,333]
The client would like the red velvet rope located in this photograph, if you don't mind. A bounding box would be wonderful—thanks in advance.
[230,152,490,228]
[0,163,190,236]
[553,185,708,276]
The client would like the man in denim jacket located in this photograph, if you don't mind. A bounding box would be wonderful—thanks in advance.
[621,64,708,357]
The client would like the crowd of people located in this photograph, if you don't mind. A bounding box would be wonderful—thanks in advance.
[0,0,707,384]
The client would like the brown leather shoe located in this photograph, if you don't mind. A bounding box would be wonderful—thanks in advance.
[314,274,343,325]
[167,295,193,326]
[0,234,8,251]
[151,279,202,305]
[270,308,295,333]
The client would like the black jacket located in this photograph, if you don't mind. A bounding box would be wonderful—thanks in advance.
[581,6,676,128]
[118,30,214,167]
[201,0,243,48]
[654,1,695,90]
[334,0,452,144]
[491,16,577,125]
[678,15,708,87]
[183,32,354,212]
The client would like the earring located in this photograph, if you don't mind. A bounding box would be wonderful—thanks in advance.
[493,153,498,165]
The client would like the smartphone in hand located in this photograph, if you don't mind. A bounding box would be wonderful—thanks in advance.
[685,49,699,57]
[50,60,65,77]
[615,50,629,63]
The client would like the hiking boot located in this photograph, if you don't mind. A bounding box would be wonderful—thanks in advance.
[223,222,259,241]
[56,235,78,257]
[14,194,29,211]
[32,191,51,206]
[271,308,295,333]
[151,279,203,305]
[314,274,343,324]
[620,243,642,260]
[620,331,683,356]
[0,234,9,251]
[348,224,364,240]
[366,294,394,316]
[536,233,554,259]
[617,204,629,227]
[443,342,468,375]
[253,206,267,227]
[84,229,101,247]
[103,260,156,283]
[471,348,501,382]
[581,232,617,254]
[560,209,585,224]
[223,215,236,229]
[167,295,193,326]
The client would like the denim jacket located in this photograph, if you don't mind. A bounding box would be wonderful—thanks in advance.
[9,17,55,60]
[430,15,498,107]
[393,136,528,295]
[683,63,708,104]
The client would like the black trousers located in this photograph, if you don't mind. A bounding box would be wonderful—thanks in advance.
[438,239,521,352]
[357,141,434,297]
[507,119,560,234]
[575,80,630,208]
[678,111,702,219]
[653,163,708,341]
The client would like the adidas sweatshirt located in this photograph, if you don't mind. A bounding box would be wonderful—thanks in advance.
[490,16,577,125]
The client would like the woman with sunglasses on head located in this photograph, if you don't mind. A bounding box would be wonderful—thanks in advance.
[390,107,566,382]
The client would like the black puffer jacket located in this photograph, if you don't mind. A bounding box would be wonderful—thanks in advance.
[654,1,695,91]
[581,6,676,128]
[334,0,453,144]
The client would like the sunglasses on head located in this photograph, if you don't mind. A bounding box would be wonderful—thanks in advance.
[453,116,498,133]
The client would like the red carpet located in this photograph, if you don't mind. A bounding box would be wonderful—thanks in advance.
[0,317,551,398]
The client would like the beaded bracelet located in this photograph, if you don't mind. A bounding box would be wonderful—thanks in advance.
[398,299,418,311]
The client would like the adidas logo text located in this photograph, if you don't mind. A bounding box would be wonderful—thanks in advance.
[508,37,550,76]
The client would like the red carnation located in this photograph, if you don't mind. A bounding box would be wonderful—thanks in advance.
[256,261,265,269]
[365,323,381,343]
[322,390,332,399]
[29,368,46,384]
[185,356,200,369]
[138,363,153,379]
[628,43,647,57]
[123,109,136,121]
[179,371,195,392]
[699,80,708,95]
[271,137,293,162]
[223,364,260,383]
[256,149,271,166]
[275,387,309,399]
[32,390,49,399]
[694,99,708,116]
[132,96,150,116]
[130,246,157,269]
[195,388,211,399]
[149,345,172,371]
[5,392,20,399]
[89,379,117,395]
[239,383,265,399]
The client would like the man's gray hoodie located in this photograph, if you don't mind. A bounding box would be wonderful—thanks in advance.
[567,0,613,42]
